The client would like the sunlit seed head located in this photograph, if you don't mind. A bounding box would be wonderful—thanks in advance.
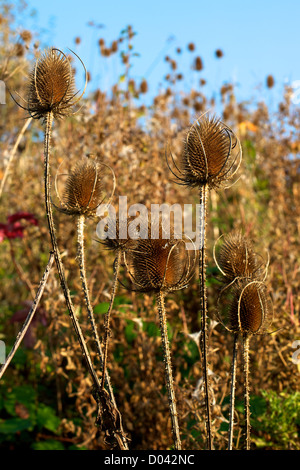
[26,48,83,120]
[62,159,103,217]
[217,232,264,282]
[180,114,241,189]
[229,280,272,335]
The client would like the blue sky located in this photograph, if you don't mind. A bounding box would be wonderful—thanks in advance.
[15,0,300,106]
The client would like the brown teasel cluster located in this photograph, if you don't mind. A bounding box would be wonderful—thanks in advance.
[215,232,273,336]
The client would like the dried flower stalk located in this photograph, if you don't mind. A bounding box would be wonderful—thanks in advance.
[166,113,242,449]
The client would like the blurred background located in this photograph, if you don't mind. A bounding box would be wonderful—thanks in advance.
[0,0,299,451]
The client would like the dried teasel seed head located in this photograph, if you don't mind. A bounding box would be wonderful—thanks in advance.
[179,114,242,189]
[131,238,184,293]
[187,42,195,52]
[20,30,32,43]
[194,56,203,71]
[228,280,273,335]
[126,220,195,293]
[26,48,85,120]
[59,159,104,217]
[266,74,275,89]
[139,79,148,94]
[216,232,265,282]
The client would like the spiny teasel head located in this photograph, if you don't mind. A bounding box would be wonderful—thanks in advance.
[25,48,86,120]
[228,280,273,336]
[54,158,111,217]
[125,220,196,293]
[215,231,266,283]
[166,114,242,190]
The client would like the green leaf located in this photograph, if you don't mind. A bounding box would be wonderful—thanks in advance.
[4,385,36,417]
[36,405,60,433]
[0,418,33,434]
[125,320,137,343]
[32,440,65,450]
[94,302,110,315]
[143,321,160,337]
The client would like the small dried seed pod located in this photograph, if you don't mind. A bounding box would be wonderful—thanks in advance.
[228,280,273,335]
[26,48,86,120]
[54,159,107,217]
[215,232,265,282]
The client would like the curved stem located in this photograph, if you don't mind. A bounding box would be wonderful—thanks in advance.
[76,216,129,450]
[0,252,55,380]
[43,111,100,390]
[101,248,122,390]
[156,290,182,450]
[228,332,238,450]
[199,184,212,449]
[243,334,251,450]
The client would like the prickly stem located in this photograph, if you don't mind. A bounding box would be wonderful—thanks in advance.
[156,290,182,450]
[199,184,212,449]
[228,332,238,450]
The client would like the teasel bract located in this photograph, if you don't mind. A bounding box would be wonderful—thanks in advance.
[124,219,196,450]
[166,113,242,449]
[15,48,128,449]
[215,232,273,450]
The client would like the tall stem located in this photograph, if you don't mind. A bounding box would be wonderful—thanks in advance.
[199,184,212,449]
[156,290,182,450]
[101,248,122,390]
[228,332,238,450]
[243,334,251,450]
[43,112,100,390]
[76,216,128,450]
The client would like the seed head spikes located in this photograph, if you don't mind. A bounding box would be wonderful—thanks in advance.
[227,279,273,336]
[215,231,272,334]
[13,47,87,120]
[125,221,196,294]
[214,231,266,284]
[53,157,116,218]
[166,113,242,190]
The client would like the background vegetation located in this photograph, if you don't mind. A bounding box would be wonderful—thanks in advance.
[0,1,299,450]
